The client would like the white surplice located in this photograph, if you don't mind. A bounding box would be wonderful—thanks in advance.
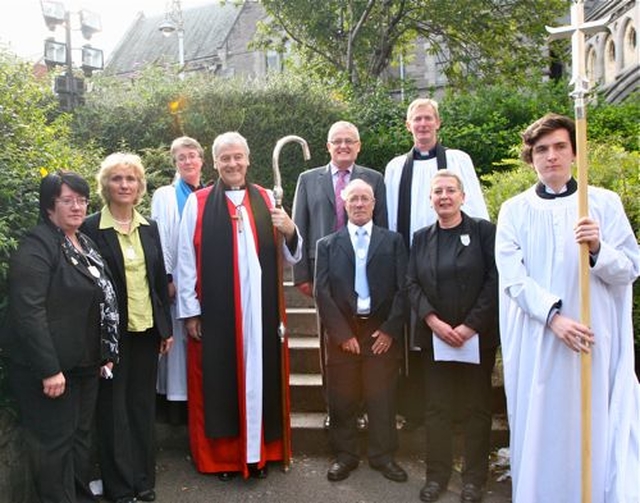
[151,183,188,401]
[177,189,301,463]
[496,185,640,503]
[385,149,489,244]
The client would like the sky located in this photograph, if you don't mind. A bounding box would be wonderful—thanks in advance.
[0,0,208,63]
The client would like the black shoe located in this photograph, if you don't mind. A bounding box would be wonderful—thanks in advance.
[461,483,482,502]
[137,489,156,501]
[217,472,237,482]
[420,481,442,502]
[371,460,407,482]
[327,460,358,481]
[249,463,268,479]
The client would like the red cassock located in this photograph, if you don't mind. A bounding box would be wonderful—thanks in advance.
[186,183,290,478]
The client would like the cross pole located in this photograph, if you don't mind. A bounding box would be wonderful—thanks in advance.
[546,2,609,502]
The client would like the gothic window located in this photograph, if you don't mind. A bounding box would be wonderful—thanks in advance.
[623,22,637,68]
[604,37,616,84]
[586,46,597,85]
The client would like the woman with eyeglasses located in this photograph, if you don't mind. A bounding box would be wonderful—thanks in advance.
[2,171,119,503]
[406,170,499,503]
[82,153,173,503]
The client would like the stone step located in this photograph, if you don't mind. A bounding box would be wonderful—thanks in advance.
[285,307,318,337]
[284,281,315,308]
[288,336,321,374]
[289,373,324,413]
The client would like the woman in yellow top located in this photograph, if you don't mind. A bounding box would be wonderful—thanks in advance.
[82,153,173,503]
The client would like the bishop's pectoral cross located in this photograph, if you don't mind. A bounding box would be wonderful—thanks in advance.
[545,3,609,503]
[232,204,244,233]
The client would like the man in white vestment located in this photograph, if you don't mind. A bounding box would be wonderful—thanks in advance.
[151,136,204,423]
[384,97,489,430]
[495,113,640,503]
[176,131,302,479]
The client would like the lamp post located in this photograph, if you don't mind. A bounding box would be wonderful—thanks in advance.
[159,0,185,79]
[40,0,103,111]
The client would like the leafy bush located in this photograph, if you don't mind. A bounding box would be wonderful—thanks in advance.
[0,50,102,408]
[73,69,347,211]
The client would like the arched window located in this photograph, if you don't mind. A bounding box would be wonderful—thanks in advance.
[586,45,597,85]
[623,22,637,68]
[604,37,616,84]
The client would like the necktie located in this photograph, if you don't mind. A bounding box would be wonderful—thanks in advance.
[334,170,349,230]
[355,227,369,299]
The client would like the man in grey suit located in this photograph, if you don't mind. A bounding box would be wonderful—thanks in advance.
[292,120,387,428]
[315,179,407,483]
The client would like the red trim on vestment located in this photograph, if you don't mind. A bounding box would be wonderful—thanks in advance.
[187,186,287,476]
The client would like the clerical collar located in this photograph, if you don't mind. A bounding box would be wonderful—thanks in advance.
[535,177,577,199]
[412,146,437,160]
[223,184,246,191]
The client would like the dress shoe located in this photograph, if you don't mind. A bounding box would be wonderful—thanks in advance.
[420,481,442,502]
[249,463,269,479]
[371,460,408,482]
[217,471,237,482]
[461,483,482,502]
[137,489,156,501]
[327,460,358,481]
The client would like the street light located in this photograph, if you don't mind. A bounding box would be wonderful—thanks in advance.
[159,0,185,78]
[40,0,104,111]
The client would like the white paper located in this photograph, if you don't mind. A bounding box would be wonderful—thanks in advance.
[432,333,480,364]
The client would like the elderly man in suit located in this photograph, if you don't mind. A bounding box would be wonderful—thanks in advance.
[293,121,387,429]
[315,179,407,483]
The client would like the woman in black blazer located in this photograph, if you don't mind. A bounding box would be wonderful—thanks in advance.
[3,171,119,503]
[406,170,499,503]
[82,153,172,503]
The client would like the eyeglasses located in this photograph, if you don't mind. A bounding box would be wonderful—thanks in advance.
[56,197,89,207]
[176,152,201,163]
[329,138,359,146]
[346,195,373,204]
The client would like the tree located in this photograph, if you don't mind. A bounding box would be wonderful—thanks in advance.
[257,0,567,88]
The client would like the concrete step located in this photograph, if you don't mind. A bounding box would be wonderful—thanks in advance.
[285,307,318,337]
[289,373,324,413]
[288,336,321,374]
[284,281,315,308]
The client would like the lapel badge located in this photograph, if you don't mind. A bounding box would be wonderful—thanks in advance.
[460,234,470,247]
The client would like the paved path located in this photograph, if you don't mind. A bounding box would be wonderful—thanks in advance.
[151,447,513,503]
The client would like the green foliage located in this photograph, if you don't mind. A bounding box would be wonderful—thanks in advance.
[483,145,640,346]
[73,69,347,211]
[0,50,102,408]
[257,0,567,89]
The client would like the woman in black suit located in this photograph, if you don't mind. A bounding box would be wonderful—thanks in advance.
[3,171,119,503]
[406,170,499,503]
[81,153,172,503]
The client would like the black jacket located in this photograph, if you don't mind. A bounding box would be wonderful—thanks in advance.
[314,224,407,363]
[81,212,172,339]
[2,222,118,378]
[406,212,499,351]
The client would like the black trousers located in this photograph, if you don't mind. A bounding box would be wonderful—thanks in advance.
[9,362,99,503]
[424,347,497,487]
[327,323,400,466]
[97,330,159,500]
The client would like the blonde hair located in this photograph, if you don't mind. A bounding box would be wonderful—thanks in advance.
[96,152,147,206]
[431,169,464,192]
[170,136,204,162]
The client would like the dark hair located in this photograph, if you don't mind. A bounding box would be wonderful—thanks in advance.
[520,113,577,164]
[39,170,90,222]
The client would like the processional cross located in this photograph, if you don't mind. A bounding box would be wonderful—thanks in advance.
[546,2,609,502]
